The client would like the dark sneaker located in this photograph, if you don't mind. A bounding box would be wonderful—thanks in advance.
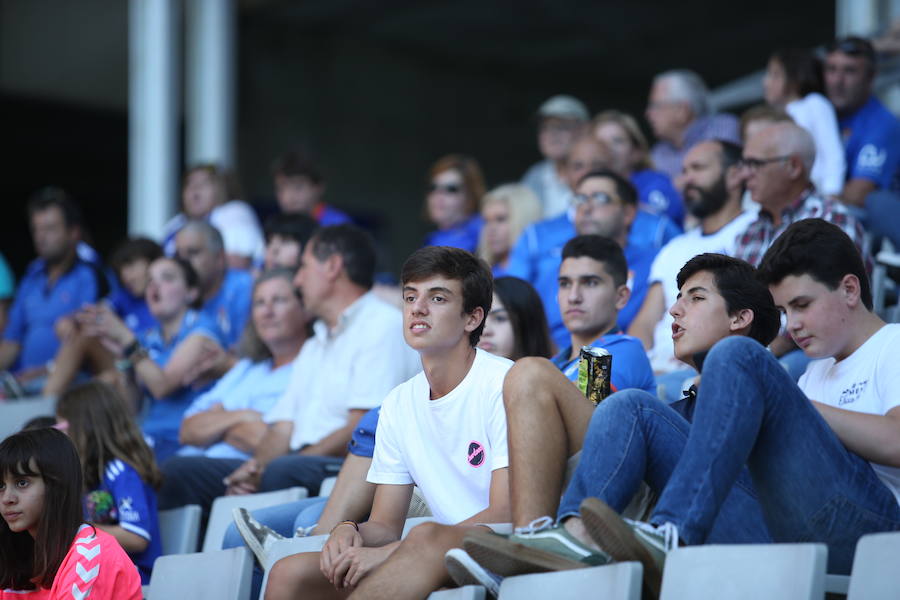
[462,517,610,577]
[445,548,503,598]
[579,497,679,599]
[232,507,285,569]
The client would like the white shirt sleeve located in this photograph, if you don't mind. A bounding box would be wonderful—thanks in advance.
[786,94,846,196]
[211,201,266,262]
[367,392,414,485]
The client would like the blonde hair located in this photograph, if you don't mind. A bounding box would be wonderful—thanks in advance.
[477,184,542,266]
[592,110,653,171]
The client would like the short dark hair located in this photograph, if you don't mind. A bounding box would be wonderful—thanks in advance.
[309,224,376,290]
[561,234,628,287]
[108,237,164,275]
[756,218,873,310]
[493,276,553,360]
[0,428,84,591]
[26,187,83,229]
[264,213,319,249]
[575,169,638,206]
[401,246,493,346]
[272,147,324,184]
[677,253,780,346]
[826,36,877,74]
[770,48,823,97]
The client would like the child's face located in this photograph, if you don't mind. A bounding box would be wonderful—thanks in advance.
[769,273,853,361]
[264,235,302,270]
[0,461,46,538]
[146,258,196,319]
[670,270,737,364]
[402,276,482,356]
[119,258,151,298]
[478,293,516,360]
[558,256,627,340]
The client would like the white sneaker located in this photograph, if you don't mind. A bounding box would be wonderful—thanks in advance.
[232,507,285,570]
[445,548,503,599]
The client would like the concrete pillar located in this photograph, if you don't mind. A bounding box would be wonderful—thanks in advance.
[128,0,179,239]
[836,0,879,37]
[185,0,236,169]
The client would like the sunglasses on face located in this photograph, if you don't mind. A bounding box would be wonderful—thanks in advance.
[428,183,462,194]
[573,191,616,207]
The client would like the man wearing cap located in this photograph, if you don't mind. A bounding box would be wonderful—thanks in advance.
[646,69,741,180]
[824,36,900,246]
[521,95,590,219]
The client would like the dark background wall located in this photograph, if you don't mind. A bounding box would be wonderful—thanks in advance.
[1,0,835,276]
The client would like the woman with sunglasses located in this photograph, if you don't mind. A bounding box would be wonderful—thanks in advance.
[423,154,487,252]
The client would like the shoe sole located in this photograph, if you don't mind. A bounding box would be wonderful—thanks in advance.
[231,508,269,569]
[579,498,662,599]
[444,550,500,598]
[462,529,586,577]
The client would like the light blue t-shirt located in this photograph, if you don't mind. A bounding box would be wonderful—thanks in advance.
[180,357,294,460]
[839,96,900,191]
[551,331,656,394]
[202,268,253,349]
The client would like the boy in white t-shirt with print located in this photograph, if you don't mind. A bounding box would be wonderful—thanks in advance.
[563,218,900,583]
[264,246,512,600]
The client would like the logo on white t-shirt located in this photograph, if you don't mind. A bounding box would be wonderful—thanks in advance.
[838,379,869,406]
[467,441,485,468]
[858,144,886,171]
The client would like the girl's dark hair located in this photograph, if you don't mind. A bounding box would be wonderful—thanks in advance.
[56,381,163,491]
[0,428,84,590]
[493,277,553,360]
[771,48,823,98]
[109,237,164,275]
[677,253,781,346]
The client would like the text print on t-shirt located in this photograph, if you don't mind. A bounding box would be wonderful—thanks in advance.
[839,379,869,406]
[467,441,485,467]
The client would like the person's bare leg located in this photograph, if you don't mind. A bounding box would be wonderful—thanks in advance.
[42,333,90,396]
[265,551,350,600]
[504,357,594,527]
[349,522,476,600]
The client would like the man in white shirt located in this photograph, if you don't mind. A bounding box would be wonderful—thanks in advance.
[265,246,512,600]
[159,225,419,522]
[628,139,757,399]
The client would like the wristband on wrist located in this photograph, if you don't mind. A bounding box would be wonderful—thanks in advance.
[330,520,359,534]
[122,339,141,359]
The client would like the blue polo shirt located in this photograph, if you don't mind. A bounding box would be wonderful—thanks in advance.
[348,406,380,458]
[507,210,679,349]
[552,331,656,394]
[3,258,105,371]
[839,96,900,191]
[202,268,253,349]
[0,253,13,300]
[139,309,226,460]
[631,169,685,227]
[315,203,354,226]
[106,287,156,334]
[424,214,483,253]
[84,459,161,584]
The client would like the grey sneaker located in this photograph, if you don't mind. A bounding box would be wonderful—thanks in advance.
[462,516,610,577]
[579,497,679,599]
[232,507,285,569]
[445,548,502,598]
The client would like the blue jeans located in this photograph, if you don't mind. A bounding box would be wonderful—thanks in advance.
[652,336,900,574]
[222,496,328,549]
[558,389,771,546]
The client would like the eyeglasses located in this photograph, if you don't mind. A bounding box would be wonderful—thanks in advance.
[573,191,616,207]
[737,155,792,172]
[428,183,462,194]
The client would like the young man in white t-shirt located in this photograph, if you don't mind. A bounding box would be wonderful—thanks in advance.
[264,246,512,600]
[548,218,899,588]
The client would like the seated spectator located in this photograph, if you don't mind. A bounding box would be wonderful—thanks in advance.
[593,110,685,225]
[563,132,615,193]
[423,154,486,252]
[175,220,253,350]
[158,225,419,520]
[272,147,351,225]
[508,169,680,349]
[43,237,163,397]
[472,220,900,592]
[522,95,590,218]
[478,276,553,361]
[476,184,541,277]
[263,213,319,271]
[824,36,900,247]
[763,48,845,196]
[739,104,793,144]
[264,246,510,600]
[0,428,142,599]
[551,235,655,394]
[628,140,758,400]
[76,256,228,462]
[0,189,108,394]
[56,381,163,584]
[162,164,265,270]
[646,69,741,179]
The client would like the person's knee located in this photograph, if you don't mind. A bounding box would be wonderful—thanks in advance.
[706,335,764,369]
[267,553,319,599]
[599,388,658,417]
[401,522,452,555]
[503,357,558,410]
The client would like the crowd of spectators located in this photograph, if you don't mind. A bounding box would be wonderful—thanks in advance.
[1,31,899,600]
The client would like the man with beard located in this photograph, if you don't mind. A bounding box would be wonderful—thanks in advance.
[628,140,757,401]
